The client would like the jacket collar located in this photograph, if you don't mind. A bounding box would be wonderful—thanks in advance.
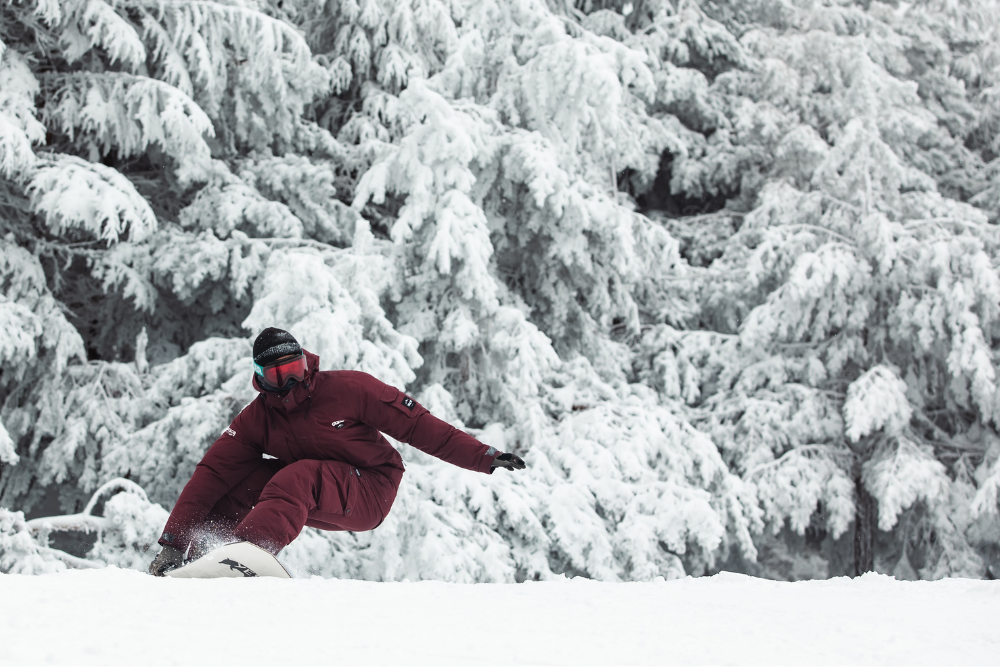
[253,349,320,412]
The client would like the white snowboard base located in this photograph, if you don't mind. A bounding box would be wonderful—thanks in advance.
[166,541,290,579]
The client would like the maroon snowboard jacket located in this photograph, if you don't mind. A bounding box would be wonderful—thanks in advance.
[160,350,500,549]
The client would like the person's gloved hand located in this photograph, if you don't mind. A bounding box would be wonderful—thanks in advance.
[491,452,526,471]
[148,545,185,576]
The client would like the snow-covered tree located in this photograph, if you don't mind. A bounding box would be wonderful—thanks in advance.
[633,0,1000,578]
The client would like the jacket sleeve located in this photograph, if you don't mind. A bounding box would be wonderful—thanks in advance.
[356,374,500,474]
[158,403,264,550]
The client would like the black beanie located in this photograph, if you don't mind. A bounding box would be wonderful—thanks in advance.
[253,328,302,366]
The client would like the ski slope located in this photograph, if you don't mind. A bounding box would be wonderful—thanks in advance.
[0,570,997,665]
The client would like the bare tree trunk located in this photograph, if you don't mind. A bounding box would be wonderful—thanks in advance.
[853,460,875,576]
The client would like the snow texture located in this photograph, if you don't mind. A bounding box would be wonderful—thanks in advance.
[0,570,997,665]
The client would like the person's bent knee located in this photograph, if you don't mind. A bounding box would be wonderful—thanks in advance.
[259,460,323,505]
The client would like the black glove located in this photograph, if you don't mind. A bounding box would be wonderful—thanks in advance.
[491,452,526,471]
[149,545,185,577]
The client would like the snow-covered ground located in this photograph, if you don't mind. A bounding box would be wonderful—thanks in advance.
[1,570,997,665]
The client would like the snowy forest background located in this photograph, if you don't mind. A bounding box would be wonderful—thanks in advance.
[2,0,1000,581]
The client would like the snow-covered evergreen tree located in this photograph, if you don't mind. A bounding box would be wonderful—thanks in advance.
[633,0,1000,578]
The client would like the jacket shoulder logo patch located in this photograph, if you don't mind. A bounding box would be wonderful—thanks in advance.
[402,396,415,410]
[332,420,345,429]
[223,427,236,437]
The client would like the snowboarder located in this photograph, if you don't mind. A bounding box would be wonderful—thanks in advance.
[149,328,525,576]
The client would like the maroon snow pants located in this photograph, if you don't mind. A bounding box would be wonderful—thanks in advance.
[197,459,398,554]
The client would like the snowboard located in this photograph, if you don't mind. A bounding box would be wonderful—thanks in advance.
[165,541,291,579]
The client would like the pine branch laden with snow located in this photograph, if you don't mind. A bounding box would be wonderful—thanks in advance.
[28,155,158,243]
[844,366,913,445]
[0,507,67,574]
[0,477,169,572]
[40,72,214,179]
[0,50,44,179]
[2,0,1000,582]
[0,419,17,466]
[137,0,331,150]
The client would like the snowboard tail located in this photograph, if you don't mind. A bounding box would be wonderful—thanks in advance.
[165,541,291,579]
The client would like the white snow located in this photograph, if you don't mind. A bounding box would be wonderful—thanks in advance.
[0,570,997,665]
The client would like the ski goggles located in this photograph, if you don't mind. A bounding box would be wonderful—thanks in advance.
[254,354,307,387]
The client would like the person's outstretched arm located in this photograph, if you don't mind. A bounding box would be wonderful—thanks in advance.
[355,374,524,474]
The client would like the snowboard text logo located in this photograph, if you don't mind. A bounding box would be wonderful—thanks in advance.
[223,427,236,438]
[220,558,258,577]
[332,420,345,429]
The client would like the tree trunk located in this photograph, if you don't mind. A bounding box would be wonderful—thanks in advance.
[853,460,875,576]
